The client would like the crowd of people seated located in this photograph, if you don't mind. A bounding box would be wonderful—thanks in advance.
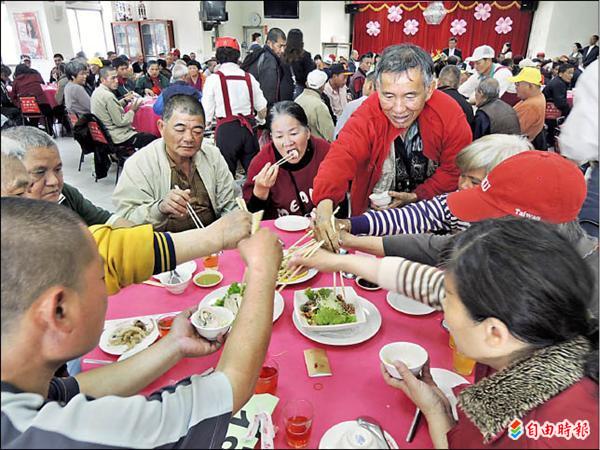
[0,27,598,450]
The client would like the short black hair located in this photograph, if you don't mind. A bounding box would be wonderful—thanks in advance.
[112,57,129,69]
[252,32,261,41]
[107,51,116,57]
[314,54,322,61]
[267,101,309,132]
[266,27,286,43]
[53,53,64,60]
[359,54,371,63]
[216,46,240,64]
[163,94,205,122]
[187,60,201,69]
[449,37,458,43]
[1,64,12,77]
[558,63,575,74]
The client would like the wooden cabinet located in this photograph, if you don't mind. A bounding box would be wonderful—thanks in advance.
[111,20,174,59]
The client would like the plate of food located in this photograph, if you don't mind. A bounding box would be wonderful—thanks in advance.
[274,215,311,232]
[386,292,436,316]
[278,250,319,285]
[199,282,285,322]
[294,287,367,332]
[99,317,159,356]
[292,287,381,346]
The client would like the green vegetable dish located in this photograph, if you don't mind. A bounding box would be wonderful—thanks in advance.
[300,288,357,326]
[214,282,246,314]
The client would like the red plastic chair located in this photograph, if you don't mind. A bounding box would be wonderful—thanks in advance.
[87,118,135,184]
[19,96,52,135]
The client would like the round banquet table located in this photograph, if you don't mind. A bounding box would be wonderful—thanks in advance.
[6,83,57,108]
[83,220,471,449]
[127,96,161,137]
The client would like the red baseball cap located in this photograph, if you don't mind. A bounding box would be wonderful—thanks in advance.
[215,37,240,51]
[447,151,586,224]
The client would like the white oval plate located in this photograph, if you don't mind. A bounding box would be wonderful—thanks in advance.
[292,296,381,346]
[199,284,284,322]
[274,215,311,232]
[386,292,436,316]
[278,267,318,285]
[99,317,159,356]
[154,260,197,283]
[319,421,398,449]
[430,368,470,420]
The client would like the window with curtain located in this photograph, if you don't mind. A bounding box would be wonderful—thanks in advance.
[1,3,20,64]
[66,8,107,58]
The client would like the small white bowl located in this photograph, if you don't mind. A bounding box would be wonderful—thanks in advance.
[156,271,193,295]
[369,192,391,208]
[190,306,234,341]
[379,342,428,379]
[193,270,224,288]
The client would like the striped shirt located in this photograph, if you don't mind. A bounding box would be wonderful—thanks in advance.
[350,193,469,236]
[1,372,232,448]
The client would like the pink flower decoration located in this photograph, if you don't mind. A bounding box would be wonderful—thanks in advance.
[403,19,419,36]
[366,20,381,37]
[387,5,403,23]
[474,3,492,21]
[450,19,467,36]
[495,16,513,35]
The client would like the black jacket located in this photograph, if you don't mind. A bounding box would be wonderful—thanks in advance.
[438,86,474,131]
[242,45,293,108]
[442,48,463,60]
[582,45,599,67]
[544,76,571,116]
[289,51,315,87]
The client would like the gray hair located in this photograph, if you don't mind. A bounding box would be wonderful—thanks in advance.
[1,136,26,160]
[163,94,205,122]
[456,134,533,173]
[65,60,88,81]
[556,220,586,244]
[375,44,434,89]
[438,65,461,89]
[1,197,96,337]
[170,63,188,82]
[476,77,500,100]
[2,126,59,153]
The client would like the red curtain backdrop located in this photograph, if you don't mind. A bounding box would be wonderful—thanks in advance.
[352,1,533,59]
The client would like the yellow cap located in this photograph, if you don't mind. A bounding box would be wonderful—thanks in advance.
[87,57,104,67]
[508,67,543,86]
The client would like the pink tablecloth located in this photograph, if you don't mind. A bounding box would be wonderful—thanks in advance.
[83,221,469,448]
[128,97,161,137]
[6,83,57,108]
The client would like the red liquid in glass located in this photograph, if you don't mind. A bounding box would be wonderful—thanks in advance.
[285,415,312,448]
[158,316,174,338]
[254,366,278,395]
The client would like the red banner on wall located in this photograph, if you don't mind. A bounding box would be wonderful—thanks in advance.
[13,12,46,60]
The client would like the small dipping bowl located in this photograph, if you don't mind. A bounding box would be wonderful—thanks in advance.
[355,277,381,291]
[191,306,234,341]
[193,270,224,288]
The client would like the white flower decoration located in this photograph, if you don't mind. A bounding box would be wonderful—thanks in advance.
[366,20,381,37]
[474,3,492,21]
[495,16,513,35]
[450,19,467,36]
[403,19,419,36]
[387,5,403,23]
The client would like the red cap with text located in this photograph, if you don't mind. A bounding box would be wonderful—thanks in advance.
[215,37,240,51]
[447,151,587,224]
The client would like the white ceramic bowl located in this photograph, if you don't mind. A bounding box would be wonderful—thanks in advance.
[293,287,366,332]
[193,270,224,288]
[379,342,428,379]
[191,306,234,341]
[156,271,192,295]
[369,192,391,208]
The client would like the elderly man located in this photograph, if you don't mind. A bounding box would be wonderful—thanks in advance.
[0,137,31,197]
[113,94,238,231]
[1,196,282,449]
[91,66,157,148]
[2,126,132,227]
[294,69,334,142]
[334,72,376,138]
[85,56,103,94]
[153,63,201,116]
[132,53,147,74]
[508,67,546,142]
[323,63,353,118]
[312,44,472,251]
[437,65,474,130]
[472,78,521,139]
[459,45,514,103]
[348,54,373,100]
[112,57,136,99]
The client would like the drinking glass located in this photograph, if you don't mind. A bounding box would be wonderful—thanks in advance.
[255,358,279,395]
[452,347,476,376]
[203,252,220,270]
[282,399,314,449]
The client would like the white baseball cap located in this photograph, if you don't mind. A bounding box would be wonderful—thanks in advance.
[306,69,328,89]
[518,58,537,68]
[466,45,495,62]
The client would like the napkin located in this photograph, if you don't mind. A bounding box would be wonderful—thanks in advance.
[221,393,279,449]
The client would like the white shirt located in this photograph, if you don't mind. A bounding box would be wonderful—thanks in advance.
[448,48,456,57]
[458,63,513,102]
[201,62,267,126]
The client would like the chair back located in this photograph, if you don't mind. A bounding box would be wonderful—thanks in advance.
[68,112,79,127]
[20,96,41,114]
[88,121,109,144]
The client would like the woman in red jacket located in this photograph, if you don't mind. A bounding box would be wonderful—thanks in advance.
[382,218,598,449]
[242,101,329,219]
[10,63,53,131]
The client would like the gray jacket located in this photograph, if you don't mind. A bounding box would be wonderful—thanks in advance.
[90,84,136,144]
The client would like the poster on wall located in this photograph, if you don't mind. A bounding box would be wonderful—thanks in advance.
[13,12,46,59]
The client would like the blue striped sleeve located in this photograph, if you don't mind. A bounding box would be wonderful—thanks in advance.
[152,232,177,275]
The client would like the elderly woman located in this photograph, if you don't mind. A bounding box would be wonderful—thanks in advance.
[135,60,170,97]
[340,134,532,238]
[186,60,203,92]
[473,78,521,139]
[242,101,330,219]
[64,60,91,116]
[10,63,53,131]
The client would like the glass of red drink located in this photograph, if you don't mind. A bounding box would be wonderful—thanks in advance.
[157,314,177,338]
[282,399,314,449]
[255,359,279,395]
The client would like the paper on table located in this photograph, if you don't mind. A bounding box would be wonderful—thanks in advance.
[221,393,279,449]
[304,348,333,377]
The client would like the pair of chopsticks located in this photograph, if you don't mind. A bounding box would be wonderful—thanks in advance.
[332,270,347,301]
[406,408,422,442]
[174,184,205,229]
[277,239,324,292]
[251,152,296,181]
[236,197,263,235]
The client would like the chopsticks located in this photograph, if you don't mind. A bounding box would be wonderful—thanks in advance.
[142,279,165,288]
[174,184,205,229]
[277,240,324,292]
[406,408,422,442]
[251,152,296,181]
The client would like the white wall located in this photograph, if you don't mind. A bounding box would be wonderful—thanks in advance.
[320,1,351,46]
[527,1,599,58]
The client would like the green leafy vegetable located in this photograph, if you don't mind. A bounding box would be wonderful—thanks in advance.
[304,288,317,301]
[214,298,225,307]
[313,307,357,325]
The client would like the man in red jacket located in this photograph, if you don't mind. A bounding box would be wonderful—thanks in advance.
[312,44,472,251]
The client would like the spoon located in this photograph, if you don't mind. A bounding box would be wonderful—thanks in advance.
[168,267,182,284]
[356,416,390,449]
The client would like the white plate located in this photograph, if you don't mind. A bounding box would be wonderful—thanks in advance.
[294,287,367,332]
[292,296,381,346]
[430,368,470,420]
[199,284,284,322]
[274,215,311,232]
[153,260,197,282]
[99,317,159,356]
[386,292,436,316]
[319,421,398,449]
[278,267,318,285]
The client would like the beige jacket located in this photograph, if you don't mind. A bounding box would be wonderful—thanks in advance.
[112,138,238,229]
[294,89,335,142]
[90,84,136,144]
